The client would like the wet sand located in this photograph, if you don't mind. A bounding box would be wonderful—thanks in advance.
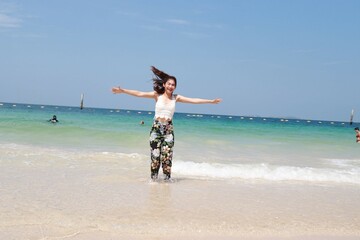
[1,159,360,240]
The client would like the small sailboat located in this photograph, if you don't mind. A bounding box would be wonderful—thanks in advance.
[80,93,84,110]
[350,109,354,125]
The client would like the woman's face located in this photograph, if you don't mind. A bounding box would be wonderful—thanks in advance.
[163,79,176,94]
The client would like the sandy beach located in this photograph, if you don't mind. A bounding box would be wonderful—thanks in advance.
[1,104,359,239]
[1,0,360,238]
[1,148,359,240]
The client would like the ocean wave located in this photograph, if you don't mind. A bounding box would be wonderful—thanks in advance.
[325,158,360,168]
[1,143,359,185]
[0,143,148,162]
[172,161,360,185]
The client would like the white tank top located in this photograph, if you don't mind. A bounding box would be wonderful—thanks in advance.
[155,94,176,120]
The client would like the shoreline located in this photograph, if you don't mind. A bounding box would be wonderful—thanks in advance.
[1,163,359,239]
[1,103,359,239]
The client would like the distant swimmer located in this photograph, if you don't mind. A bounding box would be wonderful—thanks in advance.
[140,120,145,125]
[112,66,221,181]
[354,127,360,143]
[49,115,59,123]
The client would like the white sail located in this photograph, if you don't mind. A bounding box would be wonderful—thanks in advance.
[350,109,354,125]
[80,93,84,109]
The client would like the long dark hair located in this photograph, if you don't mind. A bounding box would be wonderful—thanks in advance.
[151,66,177,94]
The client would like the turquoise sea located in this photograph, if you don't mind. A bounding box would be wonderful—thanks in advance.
[1,102,359,184]
[1,102,360,239]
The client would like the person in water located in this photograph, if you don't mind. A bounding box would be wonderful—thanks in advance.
[49,115,58,123]
[355,127,360,143]
[112,66,221,181]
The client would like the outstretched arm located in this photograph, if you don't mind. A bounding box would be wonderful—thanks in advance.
[177,95,222,104]
[112,86,156,99]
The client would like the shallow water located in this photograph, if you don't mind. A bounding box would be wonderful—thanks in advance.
[1,102,360,239]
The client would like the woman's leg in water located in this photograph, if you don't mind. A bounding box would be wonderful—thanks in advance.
[149,121,174,180]
[160,125,174,179]
[150,121,162,179]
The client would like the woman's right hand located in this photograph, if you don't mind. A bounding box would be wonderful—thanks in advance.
[111,86,123,94]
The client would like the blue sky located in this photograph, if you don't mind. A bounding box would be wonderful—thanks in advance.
[0,0,359,121]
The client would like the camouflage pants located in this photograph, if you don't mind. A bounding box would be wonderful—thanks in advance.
[149,120,174,179]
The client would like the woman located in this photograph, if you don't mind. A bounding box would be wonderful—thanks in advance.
[112,66,221,181]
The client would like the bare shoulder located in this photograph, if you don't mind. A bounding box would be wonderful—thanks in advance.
[174,94,182,102]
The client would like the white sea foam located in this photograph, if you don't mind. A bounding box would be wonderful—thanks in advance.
[173,160,360,185]
[1,143,360,185]
[325,158,360,168]
[0,143,148,165]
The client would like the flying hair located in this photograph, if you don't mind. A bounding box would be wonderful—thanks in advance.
[151,66,177,94]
